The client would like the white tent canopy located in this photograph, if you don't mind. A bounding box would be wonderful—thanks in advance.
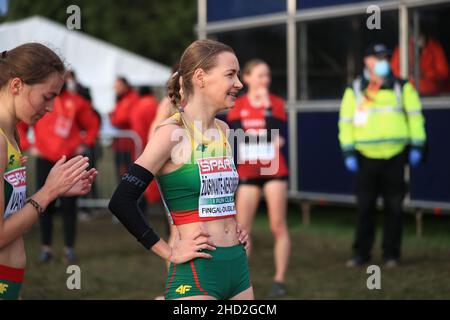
[0,16,171,114]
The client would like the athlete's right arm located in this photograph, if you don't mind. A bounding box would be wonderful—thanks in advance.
[0,136,90,249]
[108,125,216,263]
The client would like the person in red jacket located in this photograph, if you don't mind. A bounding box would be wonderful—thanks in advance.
[130,86,161,204]
[18,84,100,263]
[391,32,450,96]
[130,87,158,148]
[226,59,290,299]
[109,77,140,178]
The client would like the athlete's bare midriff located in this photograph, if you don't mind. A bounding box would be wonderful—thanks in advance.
[0,236,26,269]
[176,217,239,248]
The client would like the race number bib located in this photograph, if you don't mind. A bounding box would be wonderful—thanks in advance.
[239,141,275,162]
[197,156,239,218]
[54,116,73,138]
[4,167,27,219]
[353,107,369,127]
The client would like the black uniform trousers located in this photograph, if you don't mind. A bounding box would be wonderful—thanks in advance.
[353,150,407,261]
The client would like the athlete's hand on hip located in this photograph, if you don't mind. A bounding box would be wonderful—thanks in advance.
[169,230,216,264]
[41,155,90,200]
[236,223,250,251]
[63,168,98,197]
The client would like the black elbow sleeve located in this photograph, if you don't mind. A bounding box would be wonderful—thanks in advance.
[108,163,160,249]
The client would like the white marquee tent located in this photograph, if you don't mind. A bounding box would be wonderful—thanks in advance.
[0,16,172,114]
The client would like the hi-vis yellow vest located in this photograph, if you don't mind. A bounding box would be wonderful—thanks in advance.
[338,77,426,159]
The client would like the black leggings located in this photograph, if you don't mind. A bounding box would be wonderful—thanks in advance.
[36,157,78,248]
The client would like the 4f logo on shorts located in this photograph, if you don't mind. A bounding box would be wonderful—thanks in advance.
[0,283,9,294]
[175,285,192,295]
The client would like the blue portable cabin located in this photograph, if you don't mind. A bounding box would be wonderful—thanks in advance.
[197,0,450,220]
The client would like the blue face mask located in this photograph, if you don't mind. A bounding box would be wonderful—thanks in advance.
[374,60,390,78]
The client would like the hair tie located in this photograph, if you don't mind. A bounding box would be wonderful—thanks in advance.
[1,51,7,59]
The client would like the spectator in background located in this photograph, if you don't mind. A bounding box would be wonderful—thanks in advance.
[391,30,450,96]
[130,86,161,206]
[66,70,92,101]
[109,77,140,178]
[227,59,290,299]
[66,70,103,213]
[339,43,426,268]
[18,79,100,264]
[131,86,158,147]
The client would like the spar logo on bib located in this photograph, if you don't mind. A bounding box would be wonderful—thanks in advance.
[197,157,238,218]
[198,157,235,174]
[4,167,27,219]
[4,167,27,188]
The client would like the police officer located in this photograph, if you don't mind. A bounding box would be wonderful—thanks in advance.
[338,43,426,268]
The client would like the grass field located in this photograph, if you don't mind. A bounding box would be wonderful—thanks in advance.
[20,203,450,300]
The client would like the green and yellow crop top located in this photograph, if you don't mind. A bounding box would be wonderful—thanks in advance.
[156,112,239,225]
[0,128,26,220]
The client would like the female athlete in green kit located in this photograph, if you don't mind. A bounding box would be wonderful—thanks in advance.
[109,39,253,300]
[0,43,97,300]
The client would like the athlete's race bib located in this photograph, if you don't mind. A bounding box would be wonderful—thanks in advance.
[239,141,275,162]
[197,156,239,218]
[3,167,27,219]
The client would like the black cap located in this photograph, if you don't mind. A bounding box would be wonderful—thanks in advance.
[364,43,392,57]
